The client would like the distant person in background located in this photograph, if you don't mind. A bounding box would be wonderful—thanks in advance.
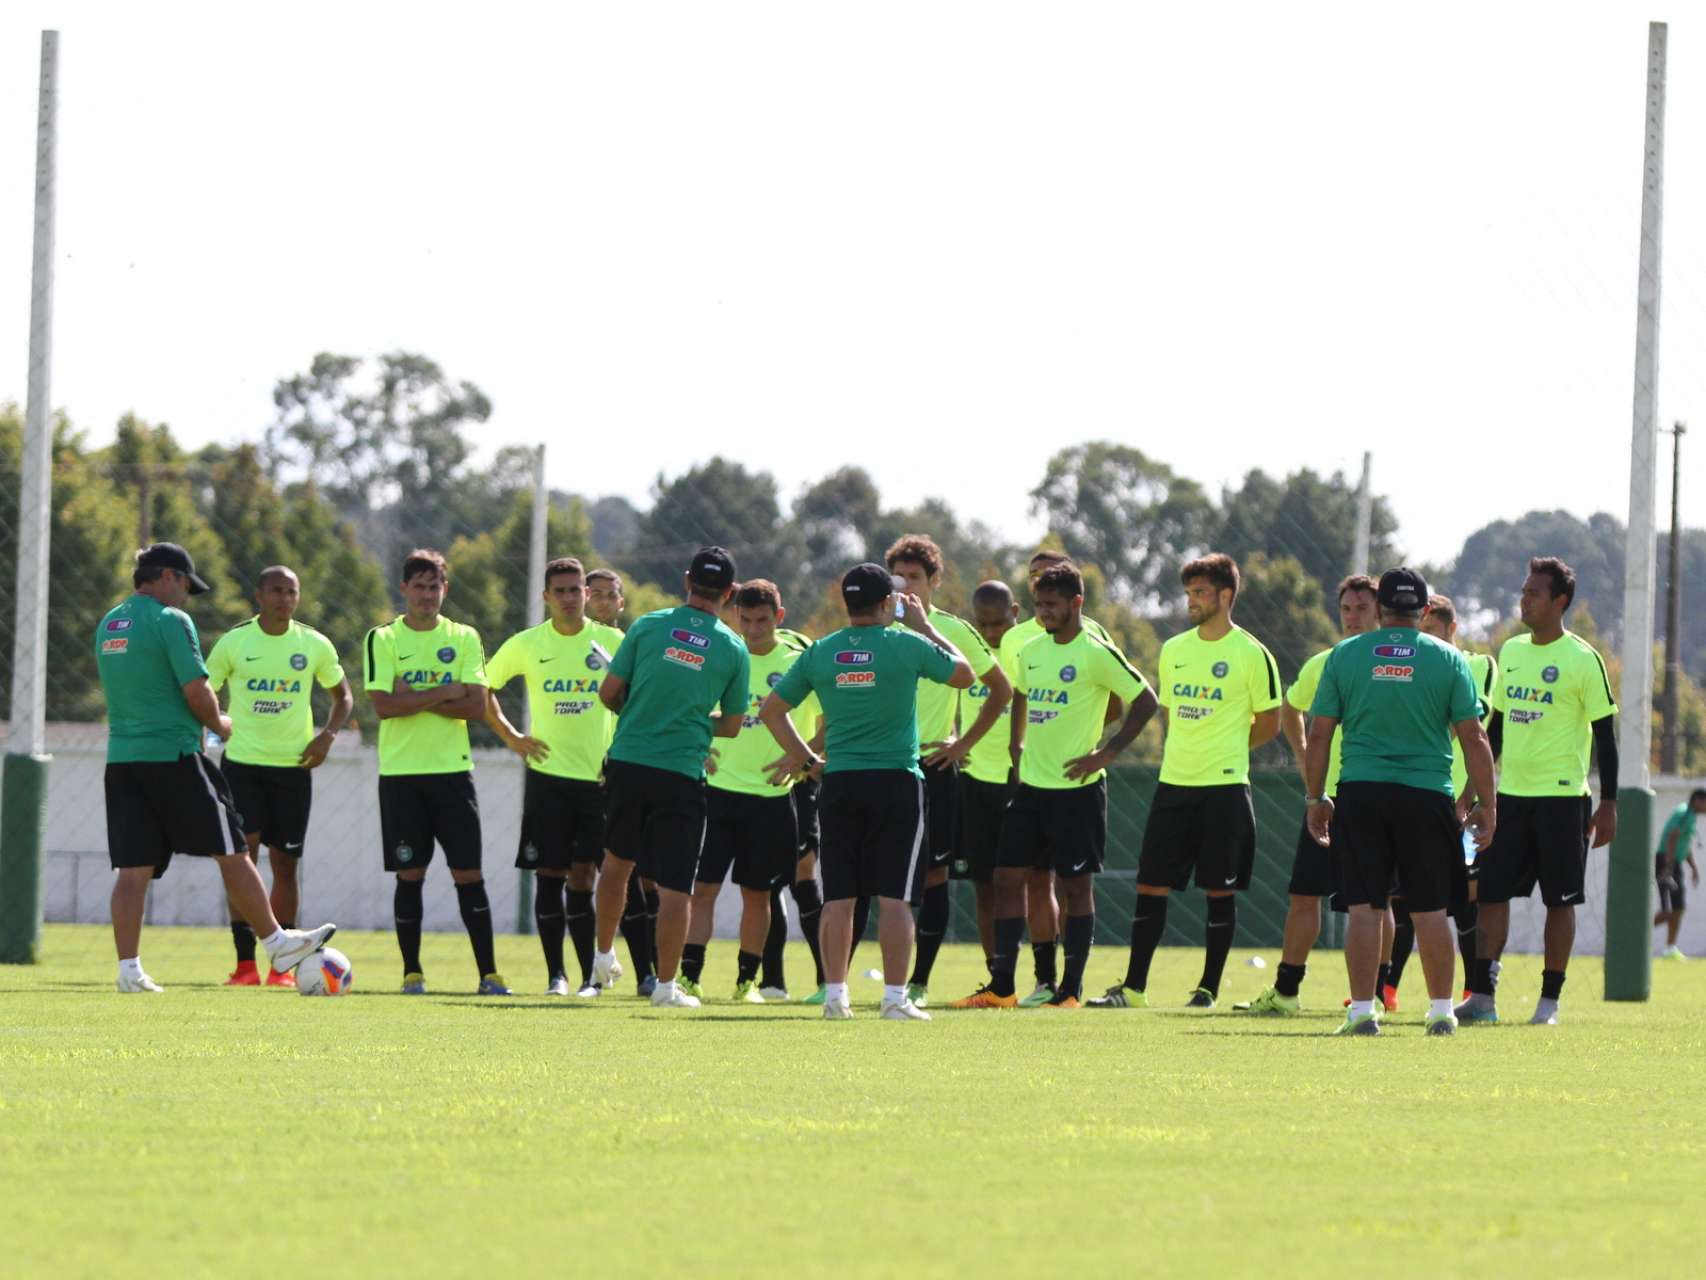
[96,543,336,992]
[1655,789,1706,959]
[585,569,627,628]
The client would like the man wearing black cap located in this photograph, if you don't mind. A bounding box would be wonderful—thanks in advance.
[1302,567,1498,1036]
[592,546,751,1008]
[95,544,337,992]
[759,563,976,1020]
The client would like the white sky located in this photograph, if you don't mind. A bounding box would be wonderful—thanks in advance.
[2,1,1703,566]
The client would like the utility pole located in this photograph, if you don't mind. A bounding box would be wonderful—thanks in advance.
[1661,421,1685,774]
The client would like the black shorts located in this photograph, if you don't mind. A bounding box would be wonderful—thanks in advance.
[922,761,959,872]
[221,757,312,852]
[957,775,1013,884]
[603,758,706,894]
[1333,781,1464,913]
[515,771,605,872]
[794,779,821,855]
[380,771,483,873]
[1476,794,1592,908]
[698,787,799,891]
[1656,855,1688,913]
[819,769,926,903]
[105,754,247,878]
[996,780,1107,878]
[1136,782,1256,891]
[1288,817,1340,900]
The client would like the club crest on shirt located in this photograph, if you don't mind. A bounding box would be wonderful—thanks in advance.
[1059,665,1077,683]
[1541,665,1559,683]
[437,646,456,663]
[586,648,607,670]
[290,652,308,670]
[1212,661,1229,678]
[767,671,784,687]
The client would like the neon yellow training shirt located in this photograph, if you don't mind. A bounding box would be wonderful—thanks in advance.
[998,614,1112,671]
[906,606,992,749]
[363,614,488,776]
[1157,624,1282,786]
[1015,628,1149,788]
[1287,648,1342,796]
[1491,630,1616,797]
[1450,650,1497,797]
[709,633,821,797]
[485,619,626,782]
[206,618,345,768]
[963,639,1021,784]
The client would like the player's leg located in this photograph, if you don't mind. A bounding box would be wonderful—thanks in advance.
[794,853,827,999]
[735,887,771,999]
[263,846,301,986]
[517,771,568,993]
[1386,897,1414,1009]
[534,871,570,994]
[1185,784,1254,1008]
[107,760,167,990]
[847,894,872,966]
[262,765,311,986]
[1026,868,1059,999]
[954,783,1047,1008]
[1052,870,1096,1007]
[1092,783,1191,1006]
[759,886,788,996]
[906,765,958,1005]
[1530,797,1591,1025]
[567,860,599,993]
[431,772,502,994]
[382,775,434,990]
[219,758,266,984]
[225,833,264,986]
[642,766,709,1007]
[684,789,738,997]
[871,772,927,1018]
[1045,781,1106,1008]
[1457,797,1527,1022]
[740,792,798,1000]
[592,761,645,990]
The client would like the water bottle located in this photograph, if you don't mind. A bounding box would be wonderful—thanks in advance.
[205,728,224,754]
[1461,827,1479,866]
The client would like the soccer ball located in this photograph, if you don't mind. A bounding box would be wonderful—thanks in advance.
[296,947,354,997]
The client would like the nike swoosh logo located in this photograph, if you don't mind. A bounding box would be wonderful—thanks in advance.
[1174,663,1188,669]
[1224,876,1237,885]
[245,656,262,662]
[398,654,414,661]
[538,657,556,664]
[1070,861,1088,872]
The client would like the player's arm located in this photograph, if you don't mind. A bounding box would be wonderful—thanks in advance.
[711,649,750,740]
[1302,716,1338,847]
[1249,706,1281,749]
[182,677,232,744]
[1065,687,1159,781]
[1588,714,1618,848]
[370,681,462,719]
[759,690,821,784]
[898,595,975,688]
[1453,717,1498,851]
[1008,679,1027,772]
[431,682,488,721]
[485,696,549,763]
[301,677,356,768]
[1280,702,1308,783]
[925,658,1011,768]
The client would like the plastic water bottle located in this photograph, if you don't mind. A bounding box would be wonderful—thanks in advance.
[1462,828,1479,866]
[205,729,224,754]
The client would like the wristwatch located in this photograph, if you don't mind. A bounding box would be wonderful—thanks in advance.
[1304,794,1334,806]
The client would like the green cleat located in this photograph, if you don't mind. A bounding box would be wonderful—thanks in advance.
[905,982,928,1009]
[1086,985,1147,1009]
[1185,987,1216,1009]
[1018,982,1057,1009]
[401,972,427,995]
[734,979,765,1004]
[1233,986,1300,1015]
[1334,1011,1381,1036]
[676,975,704,1000]
[1425,1013,1458,1036]
[800,984,828,1006]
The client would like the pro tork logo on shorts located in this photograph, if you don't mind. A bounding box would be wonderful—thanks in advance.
[437,646,456,663]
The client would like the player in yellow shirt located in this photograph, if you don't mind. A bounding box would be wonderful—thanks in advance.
[206,565,354,987]
[483,557,626,996]
[1091,553,1283,1009]
[362,548,501,995]
[1457,556,1617,1026]
[885,535,1011,1008]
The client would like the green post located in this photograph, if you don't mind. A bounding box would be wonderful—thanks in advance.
[0,753,51,964]
[1604,785,1654,1001]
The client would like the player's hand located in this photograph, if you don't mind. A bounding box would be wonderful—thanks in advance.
[1306,799,1333,847]
[1468,801,1496,852]
[1454,791,1475,826]
[299,729,337,769]
[921,737,968,769]
[506,734,550,764]
[766,751,818,787]
[705,747,720,777]
[1691,864,1700,888]
[897,592,929,631]
[215,715,234,743]
[1064,749,1111,781]
[1588,799,1617,850]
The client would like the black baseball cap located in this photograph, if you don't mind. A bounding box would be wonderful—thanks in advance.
[687,545,737,591]
[841,562,894,608]
[1377,566,1429,613]
[137,542,211,595]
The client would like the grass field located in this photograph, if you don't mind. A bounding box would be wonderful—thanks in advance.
[3,925,1702,1279]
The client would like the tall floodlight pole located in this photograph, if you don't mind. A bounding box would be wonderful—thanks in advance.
[0,32,61,965]
[1660,422,1685,774]
[1607,21,1667,1003]
[1352,451,1373,574]
[517,444,548,932]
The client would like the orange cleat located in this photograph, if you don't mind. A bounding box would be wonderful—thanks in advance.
[264,967,296,988]
[1042,994,1082,1009]
[1381,984,1400,1013]
[224,962,261,987]
[949,986,1019,1009]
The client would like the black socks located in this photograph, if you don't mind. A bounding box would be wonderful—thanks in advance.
[910,880,950,986]
[1060,913,1094,1000]
[534,875,565,980]
[1123,894,1168,992]
[455,880,497,977]
[681,942,707,984]
[989,916,1026,998]
[566,888,596,984]
[394,877,424,976]
[231,922,256,964]
[1199,895,1236,997]
[794,877,825,986]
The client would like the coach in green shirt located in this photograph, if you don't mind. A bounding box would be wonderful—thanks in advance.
[1305,567,1497,1036]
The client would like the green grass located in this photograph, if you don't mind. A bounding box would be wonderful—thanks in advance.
[2,925,1702,1279]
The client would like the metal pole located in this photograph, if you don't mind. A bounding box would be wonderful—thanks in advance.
[1,32,61,964]
[516,444,548,933]
[1607,21,1666,1003]
[1352,451,1372,574]
[1660,422,1685,774]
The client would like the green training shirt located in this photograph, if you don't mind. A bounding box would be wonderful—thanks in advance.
[206,618,345,768]
[1015,627,1148,788]
[709,632,821,797]
[1448,650,1497,797]
[1310,626,1479,796]
[1156,625,1283,786]
[1491,631,1617,797]
[773,624,957,777]
[364,615,488,776]
[963,640,1021,784]
[1657,803,1698,862]
[485,619,626,782]
[1287,648,1343,797]
[607,605,750,780]
[96,594,209,764]
[905,606,990,748]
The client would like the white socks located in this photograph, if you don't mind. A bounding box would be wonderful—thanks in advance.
[1349,999,1376,1017]
[883,984,906,1004]
[1429,998,1454,1019]
[259,928,286,954]
[119,957,144,979]
[825,982,849,1006]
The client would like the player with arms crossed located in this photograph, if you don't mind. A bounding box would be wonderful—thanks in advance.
[1091,553,1283,1009]
[207,565,354,987]
[591,547,750,1009]
[1304,568,1498,1036]
[760,563,975,1020]
[954,562,1157,1008]
[97,543,336,992]
[484,557,625,996]
[1457,556,1618,1026]
[364,549,502,995]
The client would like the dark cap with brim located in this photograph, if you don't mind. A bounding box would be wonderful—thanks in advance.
[841,562,893,608]
[687,545,737,592]
[138,542,211,595]
[1378,566,1429,614]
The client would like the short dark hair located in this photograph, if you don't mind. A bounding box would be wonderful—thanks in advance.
[543,556,585,586]
[132,563,169,589]
[1029,548,1073,570]
[972,579,1014,609]
[1338,574,1378,602]
[1690,787,1706,805]
[1181,552,1240,602]
[1528,556,1576,610]
[886,534,944,579]
[736,579,782,611]
[257,565,297,590]
[402,548,449,583]
[1033,563,1084,599]
[585,568,623,591]
[1426,593,1457,624]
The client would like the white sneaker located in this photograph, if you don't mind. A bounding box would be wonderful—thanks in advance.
[650,979,701,1009]
[574,981,601,998]
[116,968,163,993]
[880,997,930,1021]
[1663,944,1687,960]
[1529,999,1560,1026]
[823,999,853,1019]
[759,985,790,1001]
[592,949,622,990]
[545,975,571,996]
[266,923,337,974]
